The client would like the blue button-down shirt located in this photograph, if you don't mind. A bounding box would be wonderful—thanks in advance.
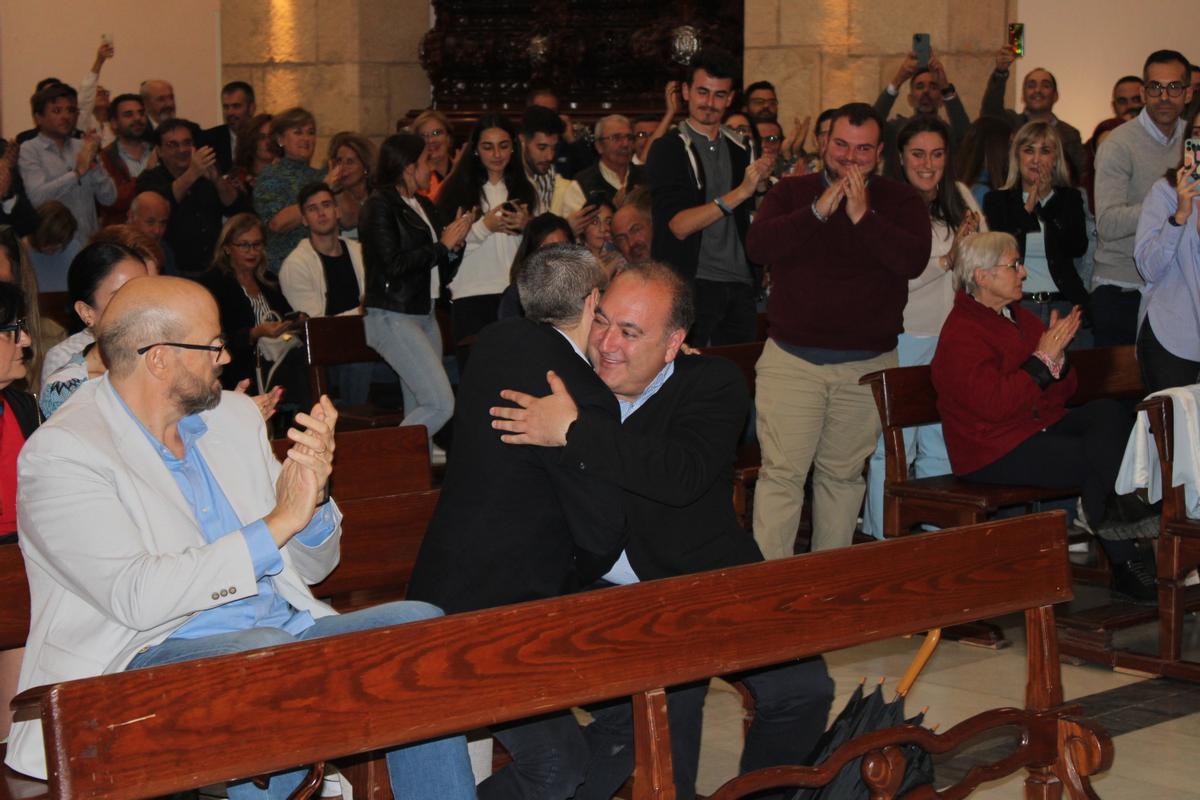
[603,361,676,585]
[116,393,336,640]
[18,132,116,246]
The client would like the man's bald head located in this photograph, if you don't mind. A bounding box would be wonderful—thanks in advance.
[128,191,171,240]
[98,277,215,378]
[139,80,176,123]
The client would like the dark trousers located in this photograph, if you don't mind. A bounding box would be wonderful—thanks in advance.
[1136,316,1200,393]
[1090,285,1141,346]
[480,712,588,800]
[451,293,501,376]
[573,657,834,800]
[689,279,758,347]
[963,399,1137,563]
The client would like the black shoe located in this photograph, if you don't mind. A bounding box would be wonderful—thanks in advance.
[1111,559,1158,605]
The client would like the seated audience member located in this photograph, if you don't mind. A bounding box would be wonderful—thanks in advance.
[90,224,165,275]
[19,83,116,246]
[956,115,1013,208]
[6,276,476,797]
[77,41,115,146]
[0,226,55,383]
[201,214,309,408]
[561,114,642,216]
[497,212,576,320]
[1134,105,1200,392]
[39,242,147,407]
[984,121,1090,341]
[982,48,1086,183]
[203,81,256,174]
[0,139,38,237]
[127,191,175,273]
[139,78,176,129]
[27,201,81,293]
[359,134,471,462]
[409,109,453,199]
[1112,75,1144,121]
[136,119,242,276]
[863,116,985,539]
[97,93,152,226]
[230,112,275,195]
[611,188,653,263]
[579,198,624,279]
[1093,50,1193,347]
[408,244,623,800]
[327,132,375,239]
[255,108,337,273]
[875,50,971,178]
[280,182,364,319]
[519,105,571,216]
[489,263,834,799]
[435,114,535,370]
[0,282,35,741]
[931,231,1157,602]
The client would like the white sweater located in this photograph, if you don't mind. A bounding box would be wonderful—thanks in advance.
[278,238,365,317]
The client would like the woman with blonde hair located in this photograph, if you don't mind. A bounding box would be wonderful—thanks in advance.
[0,226,55,388]
[410,109,454,198]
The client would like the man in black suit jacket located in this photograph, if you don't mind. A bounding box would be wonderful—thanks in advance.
[202,81,256,175]
[408,243,625,800]
[492,263,834,800]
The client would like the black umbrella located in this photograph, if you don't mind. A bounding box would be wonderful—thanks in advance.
[791,630,941,799]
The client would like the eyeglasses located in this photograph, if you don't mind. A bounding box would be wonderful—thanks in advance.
[634,131,651,139]
[993,261,1024,272]
[137,340,227,358]
[1146,81,1187,98]
[597,133,634,143]
[0,318,28,341]
[230,241,265,251]
[730,125,752,136]
[761,134,784,143]
[421,128,447,139]
[160,139,193,150]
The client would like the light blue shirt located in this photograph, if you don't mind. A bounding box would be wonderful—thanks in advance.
[115,391,337,640]
[1138,105,1185,148]
[1135,177,1200,361]
[1021,190,1057,294]
[18,133,116,245]
[601,361,676,585]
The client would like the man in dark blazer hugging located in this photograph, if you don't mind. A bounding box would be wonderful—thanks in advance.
[407,243,625,800]
[492,262,834,800]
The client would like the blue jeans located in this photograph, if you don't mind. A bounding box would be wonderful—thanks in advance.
[1019,298,1094,350]
[128,602,476,800]
[862,333,950,538]
[363,308,454,441]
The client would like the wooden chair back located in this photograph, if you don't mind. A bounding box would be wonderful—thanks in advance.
[271,426,432,501]
[1069,345,1143,403]
[698,341,764,399]
[302,316,382,398]
[16,513,1112,800]
[0,544,29,651]
[36,292,74,334]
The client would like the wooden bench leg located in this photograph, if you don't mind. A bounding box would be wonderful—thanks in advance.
[632,689,675,800]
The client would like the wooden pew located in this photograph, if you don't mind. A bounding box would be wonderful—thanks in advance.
[12,513,1111,800]
[698,341,764,531]
[1069,394,1200,679]
[270,426,433,501]
[302,316,405,431]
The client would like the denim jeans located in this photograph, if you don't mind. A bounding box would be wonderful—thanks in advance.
[363,308,454,442]
[862,333,950,538]
[128,601,476,800]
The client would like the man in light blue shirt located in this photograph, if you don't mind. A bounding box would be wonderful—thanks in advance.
[18,83,116,246]
[9,276,474,797]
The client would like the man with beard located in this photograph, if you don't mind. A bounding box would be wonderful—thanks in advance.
[139,79,176,131]
[745,102,930,558]
[646,48,773,346]
[203,81,256,174]
[873,51,970,178]
[1111,76,1144,121]
[6,276,477,798]
[98,94,153,226]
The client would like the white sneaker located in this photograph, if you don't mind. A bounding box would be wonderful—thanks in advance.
[430,444,447,466]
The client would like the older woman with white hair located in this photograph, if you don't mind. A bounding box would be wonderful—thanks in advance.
[930,231,1156,603]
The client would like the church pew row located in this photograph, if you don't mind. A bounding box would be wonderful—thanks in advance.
[12,513,1111,800]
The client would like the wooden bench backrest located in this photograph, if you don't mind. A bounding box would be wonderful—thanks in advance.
[863,345,1143,430]
[0,543,28,651]
[699,341,765,399]
[36,292,74,334]
[1137,395,1188,525]
[26,513,1072,800]
[302,316,385,396]
[309,489,438,610]
[270,426,432,500]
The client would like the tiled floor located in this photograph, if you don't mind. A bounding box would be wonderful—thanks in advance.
[693,608,1200,798]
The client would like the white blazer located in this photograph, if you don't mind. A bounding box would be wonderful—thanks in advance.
[279,237,366,318]
[6,377,341,779]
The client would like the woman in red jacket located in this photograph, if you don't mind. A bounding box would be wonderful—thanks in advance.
[931,231,1156,602]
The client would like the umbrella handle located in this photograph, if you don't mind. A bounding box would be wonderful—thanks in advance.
[895,628,942,698]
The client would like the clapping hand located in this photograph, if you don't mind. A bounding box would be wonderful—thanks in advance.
[1037,306,1083,362]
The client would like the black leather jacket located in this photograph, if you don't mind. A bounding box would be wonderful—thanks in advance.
[360,187,455,315]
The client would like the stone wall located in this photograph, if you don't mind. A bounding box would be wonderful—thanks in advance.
[744,0,1016,139]
[220,0,431,155]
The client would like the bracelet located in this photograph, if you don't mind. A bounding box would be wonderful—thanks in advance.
[811,200,828,223]
[1168,214,1184,227]
[1032,350,1065,379]
[714,196,734,216]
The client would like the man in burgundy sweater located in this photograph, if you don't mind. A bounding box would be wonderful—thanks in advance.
[746,102,931,558]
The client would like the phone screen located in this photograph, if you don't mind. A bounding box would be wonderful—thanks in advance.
[1008,23,1025,58]
[1187,139,1200,178]
[912,34,931,69]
